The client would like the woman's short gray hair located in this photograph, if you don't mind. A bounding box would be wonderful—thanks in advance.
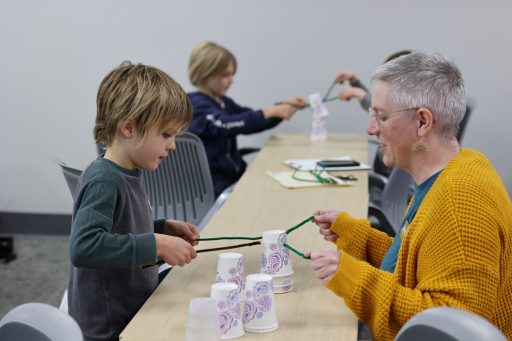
[372,51,466,140]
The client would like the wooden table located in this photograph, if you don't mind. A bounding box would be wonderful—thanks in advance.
[120,133,369,341]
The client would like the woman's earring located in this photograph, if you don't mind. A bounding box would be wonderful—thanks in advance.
[411,139,429,152]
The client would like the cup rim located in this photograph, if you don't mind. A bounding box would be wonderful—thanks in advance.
[218,252,243,260]
[189,297,217,311]
[244,322,279,333]
[211,282,238,291]
[246,273,273,282]
[262,229,286,243]
[268,271,294,278]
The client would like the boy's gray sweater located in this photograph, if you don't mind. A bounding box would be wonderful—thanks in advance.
[68,157,161,341]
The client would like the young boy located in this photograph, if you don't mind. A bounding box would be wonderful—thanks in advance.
[187,41,306,197]
[68,61,200,341]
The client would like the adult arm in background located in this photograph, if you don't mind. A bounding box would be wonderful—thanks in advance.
[334,71,371,111]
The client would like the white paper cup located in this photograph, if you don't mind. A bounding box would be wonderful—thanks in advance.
[272,273,294,294]
[210,283,244,339]
[185,297,221,341]
[261,230,294,277]
[216,252,245,300]
[243,274,278,333]
[261,230,294,293]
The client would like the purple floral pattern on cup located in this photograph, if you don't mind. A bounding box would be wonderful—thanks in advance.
[243,300,257,324]
[237,257,244,275]
[262,232,290,274]
[216,289,241,335]
[243,281,273,324]
[219,311,234,335]
[217,256,245,296]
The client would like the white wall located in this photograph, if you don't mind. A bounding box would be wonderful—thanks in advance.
[1,0,510,215]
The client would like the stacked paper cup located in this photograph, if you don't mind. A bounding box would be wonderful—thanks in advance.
[215,252,245,300]
[261,230,294,293]
[243,274,278,333]
[185,297,221,341]
[210,283,244,339]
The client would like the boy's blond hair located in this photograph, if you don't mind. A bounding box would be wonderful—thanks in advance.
[188,41,237,87]
[94,61,193,146]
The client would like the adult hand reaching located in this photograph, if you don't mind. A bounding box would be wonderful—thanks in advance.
[338,87,367,102]
[334,71,358,84]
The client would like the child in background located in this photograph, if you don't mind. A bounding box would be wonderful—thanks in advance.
[187,41,306,197]
[68,61,200,341]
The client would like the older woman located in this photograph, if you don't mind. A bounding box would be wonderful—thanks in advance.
[309,52,512,340]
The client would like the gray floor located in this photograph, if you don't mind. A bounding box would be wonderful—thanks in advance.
[0,234,69,318]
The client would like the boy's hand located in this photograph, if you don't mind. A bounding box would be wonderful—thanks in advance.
[163,219,200,246]
[155,234,197,267]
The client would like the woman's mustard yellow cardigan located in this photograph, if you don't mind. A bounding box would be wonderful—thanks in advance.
[326,149,512,340]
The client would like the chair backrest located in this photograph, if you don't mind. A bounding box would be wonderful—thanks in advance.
[141,132,215,225]
[96,143,106,156]
[380,168,412,232]
[368,168,412,236]
[456,100,474,143]
[372,150,392,178]
[0,303,83,341]
[57,162,83,198]
[395,307,506,341]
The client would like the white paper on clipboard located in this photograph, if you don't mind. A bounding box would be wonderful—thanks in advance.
[283,156,371,171]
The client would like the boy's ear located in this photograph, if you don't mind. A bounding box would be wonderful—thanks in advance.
[119,119,135,138]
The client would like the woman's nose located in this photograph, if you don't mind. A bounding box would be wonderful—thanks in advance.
[366,119,379,136]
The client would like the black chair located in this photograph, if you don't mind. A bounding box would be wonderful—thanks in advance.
[368,168,412,237]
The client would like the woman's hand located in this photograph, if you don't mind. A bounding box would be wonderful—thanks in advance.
[312,209,340,242]
[308,248,341,284]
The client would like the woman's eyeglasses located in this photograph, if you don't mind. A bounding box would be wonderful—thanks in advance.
[368,107,420,125]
